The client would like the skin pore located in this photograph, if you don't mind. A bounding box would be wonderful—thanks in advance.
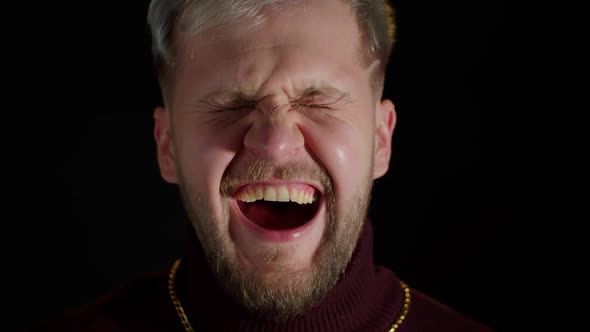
[154,0,396,320]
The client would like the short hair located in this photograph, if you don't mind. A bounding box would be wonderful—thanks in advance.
[147,0,396,99]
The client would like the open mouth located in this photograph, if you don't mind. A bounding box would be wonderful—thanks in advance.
[235,184,321,230]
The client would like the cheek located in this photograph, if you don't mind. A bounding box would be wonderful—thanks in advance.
[174,117,249,204]
[300,116,374,205]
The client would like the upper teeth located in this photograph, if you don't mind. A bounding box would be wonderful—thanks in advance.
[237,185,316,204]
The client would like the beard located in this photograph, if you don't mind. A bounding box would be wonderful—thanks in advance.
[177,160,373,321]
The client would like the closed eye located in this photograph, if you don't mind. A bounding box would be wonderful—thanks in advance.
[219,104,256,112]
[294,104,331,109]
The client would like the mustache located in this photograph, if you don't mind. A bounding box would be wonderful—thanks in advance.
[220,160,332,196]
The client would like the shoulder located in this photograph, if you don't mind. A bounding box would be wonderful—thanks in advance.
[401,287,495,332]
[27,270,178,332]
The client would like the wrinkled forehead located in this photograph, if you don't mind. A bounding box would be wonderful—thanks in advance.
[171,0,373,98]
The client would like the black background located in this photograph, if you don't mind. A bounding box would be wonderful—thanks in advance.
[2,0,583,331]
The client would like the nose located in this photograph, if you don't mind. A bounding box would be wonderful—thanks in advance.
[243,113,304,161]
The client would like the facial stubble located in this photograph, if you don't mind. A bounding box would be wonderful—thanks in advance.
[177,160,373,321]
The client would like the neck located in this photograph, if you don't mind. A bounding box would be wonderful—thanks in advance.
[173,220,404,331]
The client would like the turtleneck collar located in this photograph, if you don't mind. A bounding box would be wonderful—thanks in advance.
[174,220,404,332]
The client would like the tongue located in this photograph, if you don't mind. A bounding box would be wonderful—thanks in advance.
[240,201,316,230]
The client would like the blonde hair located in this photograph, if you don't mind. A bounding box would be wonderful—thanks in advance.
[147,0,396,97]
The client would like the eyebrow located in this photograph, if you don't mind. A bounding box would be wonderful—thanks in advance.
[199,85,351,106]
[298,86,352,102]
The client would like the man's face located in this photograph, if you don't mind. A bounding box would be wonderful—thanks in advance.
[154,0,395,319]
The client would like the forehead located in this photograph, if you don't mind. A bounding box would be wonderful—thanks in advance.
[172,0,371,100]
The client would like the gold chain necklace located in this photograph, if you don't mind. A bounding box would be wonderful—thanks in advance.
[168,258,410,332]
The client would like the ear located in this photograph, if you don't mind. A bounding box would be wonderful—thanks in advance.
[154,106,179,184]
[373,99,397,179]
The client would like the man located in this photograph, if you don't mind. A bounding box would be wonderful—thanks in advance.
[30,0,493,331]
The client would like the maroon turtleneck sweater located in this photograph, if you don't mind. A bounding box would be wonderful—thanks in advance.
[29,221,494,331]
